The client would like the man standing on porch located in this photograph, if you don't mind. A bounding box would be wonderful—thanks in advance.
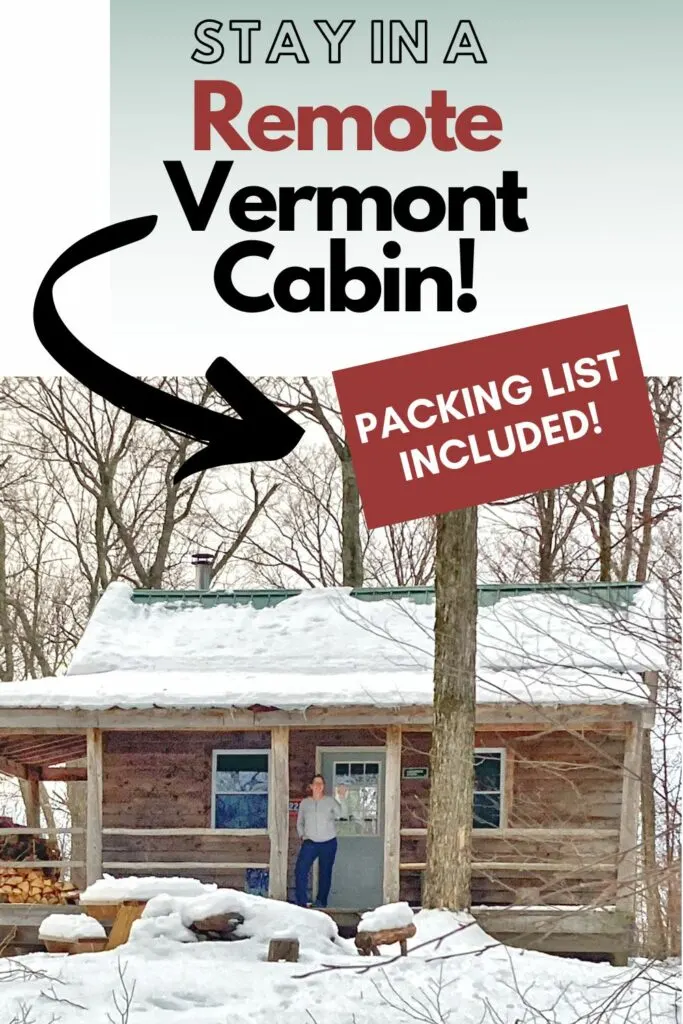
[294,774,342,908]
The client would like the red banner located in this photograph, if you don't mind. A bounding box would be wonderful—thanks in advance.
[333,307,661,529]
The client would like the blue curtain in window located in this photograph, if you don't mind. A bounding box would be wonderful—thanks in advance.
[215,793,268,829]
[214,752,269,829]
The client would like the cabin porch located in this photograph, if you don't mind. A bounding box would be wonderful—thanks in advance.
[0,901,633,962]
[0,702,645,963]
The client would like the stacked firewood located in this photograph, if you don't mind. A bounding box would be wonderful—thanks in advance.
[0,869,79,904]
[0,827,79,904]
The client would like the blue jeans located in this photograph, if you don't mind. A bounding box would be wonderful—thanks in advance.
[294,838,337,907]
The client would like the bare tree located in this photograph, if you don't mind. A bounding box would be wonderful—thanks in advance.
[477,378,681,957]
[364,518,437,588]
[0,376,279,858]
[263,377,364,586]
[0,377,277,603]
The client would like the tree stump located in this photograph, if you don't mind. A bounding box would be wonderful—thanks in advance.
[355,923,416,957]
[267,937,300,962]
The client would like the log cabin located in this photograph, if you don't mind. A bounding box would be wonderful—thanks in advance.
[0,567,666,963]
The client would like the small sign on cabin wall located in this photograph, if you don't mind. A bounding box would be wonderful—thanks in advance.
[289,798,302,817]
[402,766,429,780]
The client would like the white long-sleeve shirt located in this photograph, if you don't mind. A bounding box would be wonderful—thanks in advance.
[297,796,341,842]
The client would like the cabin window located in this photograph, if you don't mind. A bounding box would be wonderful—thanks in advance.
[333,760,381,836]
[473,750,504,829]
[212,750,269,830]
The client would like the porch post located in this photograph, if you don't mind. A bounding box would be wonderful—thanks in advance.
[616,719,643,913]
[383,724,402,904]
[25,769,41,829]
[86,728,103,885]
[269,726,290,900]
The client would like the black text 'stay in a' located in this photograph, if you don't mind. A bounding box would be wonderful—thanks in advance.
[32,216,304,483]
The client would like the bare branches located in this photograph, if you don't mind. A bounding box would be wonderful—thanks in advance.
[106,960,137,1024]
[0,376,279,678]
[295,920,482,978]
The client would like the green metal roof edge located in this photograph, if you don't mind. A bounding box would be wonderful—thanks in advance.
[131,581,643,609]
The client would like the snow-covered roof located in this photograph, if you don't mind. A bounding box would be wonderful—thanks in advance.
[0,666,656,710]
[0,582,666,712]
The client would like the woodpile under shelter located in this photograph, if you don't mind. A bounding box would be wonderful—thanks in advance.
[0,579,666,963]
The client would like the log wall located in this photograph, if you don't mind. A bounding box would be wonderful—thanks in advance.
[401,730,624,905]
[101,726,625,906]
[102,730,271,889]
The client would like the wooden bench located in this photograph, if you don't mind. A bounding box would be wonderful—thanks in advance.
[80,900,148,950]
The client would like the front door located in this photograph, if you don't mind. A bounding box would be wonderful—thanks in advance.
[320,749,385,909]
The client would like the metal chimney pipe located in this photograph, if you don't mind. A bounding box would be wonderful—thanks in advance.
[191,552,214,591]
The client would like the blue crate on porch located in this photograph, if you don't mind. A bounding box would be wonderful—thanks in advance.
[245,868,269,897]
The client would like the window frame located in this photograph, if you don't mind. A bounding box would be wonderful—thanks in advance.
[473,747,506,830]
[332,756,384,838]
[210,748,271,835]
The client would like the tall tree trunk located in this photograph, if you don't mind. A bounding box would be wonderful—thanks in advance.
[598,475,615,581]
[67,779,87,890]
[636,464,661,584]
[536,491,555,582]
[634,416,669,953]
[423,507,478,910]
[0,516,15,681]
[640,728,666,957]
[666,859,681,956]
[619,471,638,581]
[39,784,56,830]
[340,453,363,587]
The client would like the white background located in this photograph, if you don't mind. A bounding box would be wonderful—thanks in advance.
[2,0,681,376]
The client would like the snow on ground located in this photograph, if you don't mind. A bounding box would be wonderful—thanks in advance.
[38,914,106,940]
[0,903,678,1024]
[402,909,501,954]
[0,581,667,710]
[79,874,216,903]
[357,902,414,932]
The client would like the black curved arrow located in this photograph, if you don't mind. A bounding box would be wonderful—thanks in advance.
[32,215,304,484]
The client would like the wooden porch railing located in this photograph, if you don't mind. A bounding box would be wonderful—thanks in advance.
[100,826,271,872]
[398,826,620,874]
[0,826,85,870]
